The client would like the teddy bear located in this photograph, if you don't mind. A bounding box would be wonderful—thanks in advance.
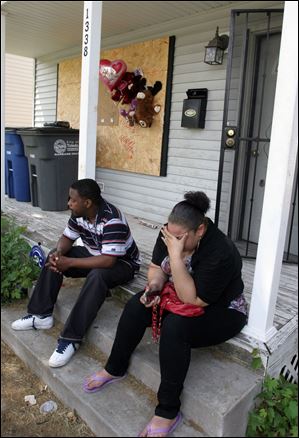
[133,81,162,128]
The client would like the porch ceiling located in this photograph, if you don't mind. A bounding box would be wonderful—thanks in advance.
[1,0,236,59]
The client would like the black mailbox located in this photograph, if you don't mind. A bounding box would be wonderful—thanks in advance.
[181,88,208,129]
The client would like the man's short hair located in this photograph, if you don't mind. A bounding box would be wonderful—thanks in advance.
[70,179,102,205]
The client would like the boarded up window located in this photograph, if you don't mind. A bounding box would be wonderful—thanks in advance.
[57,36,174,176]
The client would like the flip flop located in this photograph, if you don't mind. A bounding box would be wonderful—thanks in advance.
[139,412,183,437]
[82,372,126,393]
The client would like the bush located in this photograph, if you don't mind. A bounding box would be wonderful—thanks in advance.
[246,374,298,437]
[1,215,40,303]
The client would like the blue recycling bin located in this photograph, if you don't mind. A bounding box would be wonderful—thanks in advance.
[5,128,31,202]
[5,141,14,198]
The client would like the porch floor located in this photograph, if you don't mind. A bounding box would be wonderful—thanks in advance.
[2,196,298,369]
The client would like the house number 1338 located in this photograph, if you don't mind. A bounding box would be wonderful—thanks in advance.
[83,8,89,57]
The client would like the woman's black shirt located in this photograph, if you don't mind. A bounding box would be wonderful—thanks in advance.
[151,218,244,308]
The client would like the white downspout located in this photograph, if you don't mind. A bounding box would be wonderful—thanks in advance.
[242,1,298,342]
[78,1,102,180]
[1,12,6,210]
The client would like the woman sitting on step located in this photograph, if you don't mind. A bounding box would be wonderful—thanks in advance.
[83,191,248,437]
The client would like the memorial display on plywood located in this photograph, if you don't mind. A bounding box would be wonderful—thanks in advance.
[57,36,174,176]
[97,36,173,176]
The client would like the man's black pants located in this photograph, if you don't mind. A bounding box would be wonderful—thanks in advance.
[27,246,135,342]
[105,291,247,420]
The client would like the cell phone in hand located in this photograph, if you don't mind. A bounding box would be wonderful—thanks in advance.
[143,289,160,304]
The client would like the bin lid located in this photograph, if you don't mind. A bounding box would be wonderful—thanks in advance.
[44,121,70,128]
[5,127,34,132]
[16,127,79,135]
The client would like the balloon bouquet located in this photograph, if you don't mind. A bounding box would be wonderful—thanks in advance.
[99,59,128,93]
[99,59,162,128]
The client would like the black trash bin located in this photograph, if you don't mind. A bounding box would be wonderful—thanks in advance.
[17,127,79,211]
[5,128,31,202]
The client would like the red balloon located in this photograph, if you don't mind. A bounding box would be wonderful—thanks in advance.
[99,59,127,91]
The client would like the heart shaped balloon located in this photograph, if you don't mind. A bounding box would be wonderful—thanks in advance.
[99,59,127,91]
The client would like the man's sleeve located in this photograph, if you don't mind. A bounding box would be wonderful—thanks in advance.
[63,216,81,241]
[101,220,130,256]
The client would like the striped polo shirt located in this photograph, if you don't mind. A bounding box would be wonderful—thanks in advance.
[63,198,140,270]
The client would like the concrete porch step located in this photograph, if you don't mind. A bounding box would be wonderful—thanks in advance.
[4,284,263,437]
[1,306,202,437]
[57,287,264,437]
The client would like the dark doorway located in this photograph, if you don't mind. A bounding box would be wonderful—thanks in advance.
[215,9,297,263]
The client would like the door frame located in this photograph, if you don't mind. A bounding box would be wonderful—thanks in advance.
[214,9,291,259]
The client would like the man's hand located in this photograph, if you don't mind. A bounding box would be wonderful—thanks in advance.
[52,255,73,273]
[45,252,71,274]
[45,251,60,272]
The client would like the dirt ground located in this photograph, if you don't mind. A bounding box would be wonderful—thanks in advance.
[1,340,95,437]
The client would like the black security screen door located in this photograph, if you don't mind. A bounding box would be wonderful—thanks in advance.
[214,9,297,263]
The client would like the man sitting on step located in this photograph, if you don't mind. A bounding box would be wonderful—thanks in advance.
[11,178,140,368]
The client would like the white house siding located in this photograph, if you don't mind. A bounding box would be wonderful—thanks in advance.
[33,1,284,226]
[34,60,57,127]
[96,3,284,226]
[5,53,34,127]
[96,21,231,226]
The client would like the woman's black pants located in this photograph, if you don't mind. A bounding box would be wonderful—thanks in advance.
[27,246,135,342]
[105,291,247,419]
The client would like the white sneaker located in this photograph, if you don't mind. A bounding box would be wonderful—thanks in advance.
[48,339,79,368]
[11,314,53,331]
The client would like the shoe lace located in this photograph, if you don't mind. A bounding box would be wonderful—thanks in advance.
[21,314,37,330]
[56,340,72,354]
[22,314,33,320]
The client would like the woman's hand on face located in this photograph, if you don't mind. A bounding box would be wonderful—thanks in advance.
[161,226,187,259]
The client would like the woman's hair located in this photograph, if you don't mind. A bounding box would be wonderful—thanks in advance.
[168,191,210,230]
[70,179,102,206]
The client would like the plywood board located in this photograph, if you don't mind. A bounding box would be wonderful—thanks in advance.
[98,82,119,126]
[97,37,169,176]
[57,58,81,129]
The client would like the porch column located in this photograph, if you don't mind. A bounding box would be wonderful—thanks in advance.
[1,12,6,209]
[78,1,102,180]
[242,1,298,342]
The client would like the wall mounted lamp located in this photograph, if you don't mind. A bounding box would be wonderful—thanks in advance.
[204,27,229,65]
